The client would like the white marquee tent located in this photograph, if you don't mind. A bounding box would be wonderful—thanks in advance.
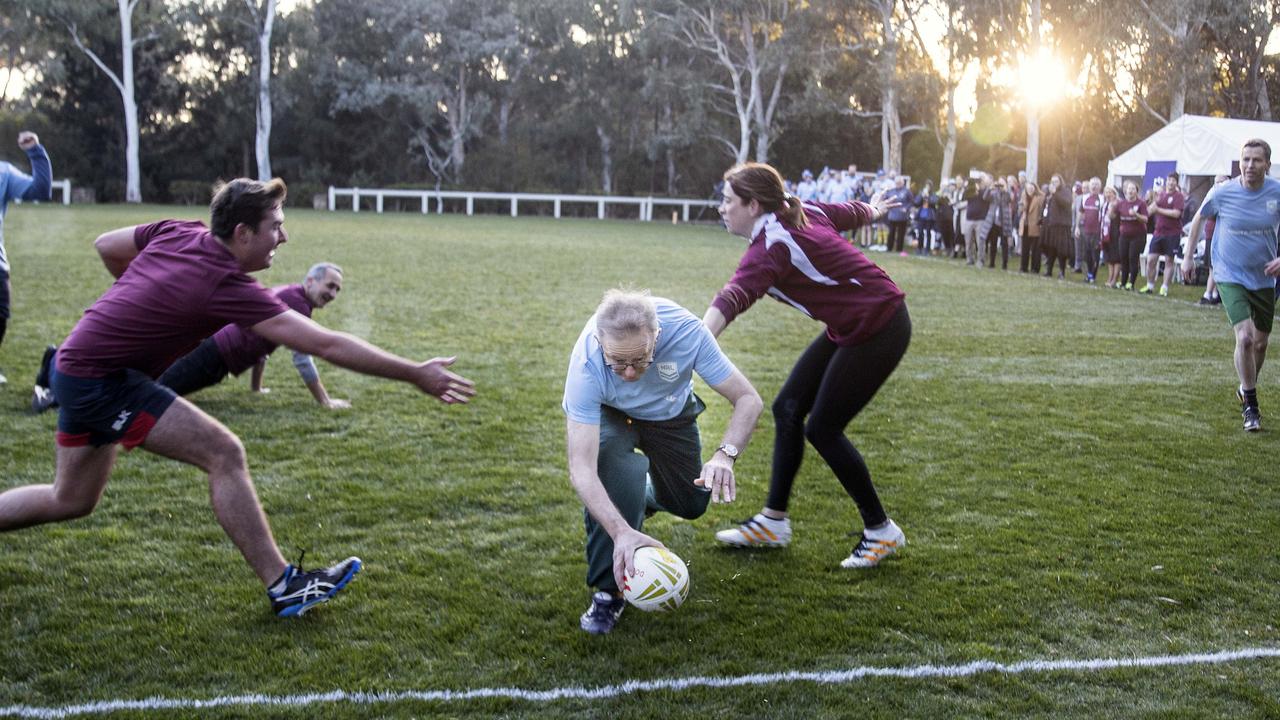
[1106,114,1280,191]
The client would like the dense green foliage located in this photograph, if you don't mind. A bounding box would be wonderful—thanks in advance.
[2,206,1279,717]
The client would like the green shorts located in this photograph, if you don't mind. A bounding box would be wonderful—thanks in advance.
[1217,282,1276,334]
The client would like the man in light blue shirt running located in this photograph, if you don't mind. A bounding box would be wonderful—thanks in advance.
[0,131,53,384]
[564,289,762,634]
[1184,138,1280,432]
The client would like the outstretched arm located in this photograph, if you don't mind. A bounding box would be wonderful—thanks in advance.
[566,419,665,589]
[1181,210,1205,278]
[252,310,475,404]
[702,306,727,338]
[292,350,349,408]
[695,368,763,503]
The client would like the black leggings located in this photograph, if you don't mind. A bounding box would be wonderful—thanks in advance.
[1020,234,1041,273]
[766,303,912,527]
[887,221,909,252]
[1119,232,1144,286]
[157,337,231,396]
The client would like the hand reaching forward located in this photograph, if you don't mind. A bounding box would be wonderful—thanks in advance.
[413,356,476,404]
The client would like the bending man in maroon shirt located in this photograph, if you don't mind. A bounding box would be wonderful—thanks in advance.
[0,178,476,617]
[705,162,912,570]
[159,262,351,408]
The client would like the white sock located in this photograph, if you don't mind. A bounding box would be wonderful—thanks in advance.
[755,513,788,527]
[864,519,899,539]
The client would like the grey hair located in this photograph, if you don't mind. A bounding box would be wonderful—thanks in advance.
[596,288,658,339]
[305,262,343,282]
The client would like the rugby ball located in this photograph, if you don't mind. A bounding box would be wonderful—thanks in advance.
[623,546,690,612]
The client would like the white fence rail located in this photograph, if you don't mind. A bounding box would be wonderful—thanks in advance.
[327,187,719,222]
[14,179,71,205]
[52,179,71,204]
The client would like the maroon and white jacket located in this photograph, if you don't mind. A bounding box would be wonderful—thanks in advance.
[712,201,906,347]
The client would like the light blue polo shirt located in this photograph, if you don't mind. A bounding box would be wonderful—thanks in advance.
[563,298,736,424]
[0,145,51,273]
[1204,176,1280,290]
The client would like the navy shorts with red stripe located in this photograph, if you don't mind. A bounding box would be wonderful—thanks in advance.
[51,364,178,449]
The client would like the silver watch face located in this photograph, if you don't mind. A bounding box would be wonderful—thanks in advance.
[719,443,740,459]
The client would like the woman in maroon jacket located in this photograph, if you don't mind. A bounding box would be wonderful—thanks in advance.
[703,162,910,570]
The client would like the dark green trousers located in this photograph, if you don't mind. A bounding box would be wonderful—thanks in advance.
[584,394,710,592]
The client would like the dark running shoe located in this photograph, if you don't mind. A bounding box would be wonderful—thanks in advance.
[35,344,55,388]
[579,591,625,635]
[31,385,56,414]
[269,554,362,617]
[31,345,58,414]
[1243,406,1262,432]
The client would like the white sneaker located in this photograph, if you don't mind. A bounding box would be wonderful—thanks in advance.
[840,520,905,568]
[715,513,791,548]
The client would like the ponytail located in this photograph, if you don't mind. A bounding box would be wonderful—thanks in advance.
[723,162,809,230]
[781,195,810,229]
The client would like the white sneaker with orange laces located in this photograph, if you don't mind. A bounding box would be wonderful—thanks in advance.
[714,513,791,548]
[840,520,906,569]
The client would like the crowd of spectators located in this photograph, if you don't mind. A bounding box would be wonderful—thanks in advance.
[784,166,1216,302]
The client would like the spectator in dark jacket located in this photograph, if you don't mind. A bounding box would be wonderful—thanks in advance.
[1043,174,1074,279]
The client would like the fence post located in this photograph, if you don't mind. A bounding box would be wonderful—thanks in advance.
[554,198,561,219]
[376,193,384,213]
[511,197,518,218]
[466,196,474,216]
[597,200,605,220]
[421,193,428,214]
[352,188,360,213]
[328,186,335,211]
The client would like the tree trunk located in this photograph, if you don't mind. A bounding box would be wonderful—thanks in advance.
[1168,15,1188,121]
[938,3,959,186]
[118,0,141,203]
[597,125,613,194]
[877,0,901,173]
[498,99,511,146]
[253,0,275,181]
[666,146,676,195]
[1024,0,1042,185]
[450,66,467,181]
[1026,111,1040,185]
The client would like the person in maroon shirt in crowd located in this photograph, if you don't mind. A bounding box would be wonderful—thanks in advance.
[0,178,476,618]
[1114,181,1149,290]
[704,162,910,570]
[1074,177,1104,283]
[1142,173,1185,296]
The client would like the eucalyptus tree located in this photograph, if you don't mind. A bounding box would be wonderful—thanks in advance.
[38,0,169,202]
[317,0,519,186]
[652,0,806,165]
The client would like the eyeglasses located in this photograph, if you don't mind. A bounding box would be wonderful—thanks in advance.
[598,330,659,373]
[603,355,655,372]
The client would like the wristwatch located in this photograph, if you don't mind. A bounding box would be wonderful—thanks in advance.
[716,443,740,462]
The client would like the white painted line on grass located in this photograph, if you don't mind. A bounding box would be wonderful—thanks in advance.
[3,646,1279,718]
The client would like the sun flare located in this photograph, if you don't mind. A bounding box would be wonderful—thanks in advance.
[1018,50,1068,110]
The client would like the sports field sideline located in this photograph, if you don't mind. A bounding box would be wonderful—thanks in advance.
[2,205,1279,718]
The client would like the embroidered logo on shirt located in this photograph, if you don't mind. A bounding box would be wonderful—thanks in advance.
[657,362,678,382]
[111,410,132,432]
[1268,200,1277,216]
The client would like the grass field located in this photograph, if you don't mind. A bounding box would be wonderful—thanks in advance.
[2,204,1279,718]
